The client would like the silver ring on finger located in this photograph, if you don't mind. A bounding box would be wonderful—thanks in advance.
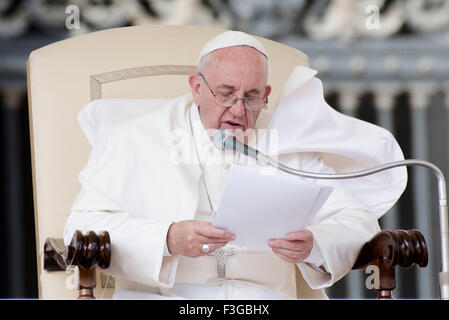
[201,243,210,253]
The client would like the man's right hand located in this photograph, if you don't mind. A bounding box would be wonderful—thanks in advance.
[166,220,235,257]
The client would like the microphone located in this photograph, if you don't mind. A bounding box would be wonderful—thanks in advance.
[211,129,273,166]
[211,129,449,299]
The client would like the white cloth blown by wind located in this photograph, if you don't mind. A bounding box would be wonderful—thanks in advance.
[265,66,407,219]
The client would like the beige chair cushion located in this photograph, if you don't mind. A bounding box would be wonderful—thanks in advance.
[27,25,308,299]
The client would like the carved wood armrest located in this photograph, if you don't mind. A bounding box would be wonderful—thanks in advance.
[43,230,111,299]
[352,229,428,299]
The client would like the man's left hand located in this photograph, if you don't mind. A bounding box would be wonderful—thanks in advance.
[268,230,314,264]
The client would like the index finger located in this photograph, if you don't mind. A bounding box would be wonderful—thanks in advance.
[197,224,235,239]
[285,230,312,241]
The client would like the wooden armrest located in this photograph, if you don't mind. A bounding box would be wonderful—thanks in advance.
[43,230,111,299]
[352,229,428,299]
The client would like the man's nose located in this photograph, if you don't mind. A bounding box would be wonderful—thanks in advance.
[229,99,246,118]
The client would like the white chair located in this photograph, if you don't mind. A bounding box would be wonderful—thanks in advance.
[27,25,309,299]
[27,25,426,299]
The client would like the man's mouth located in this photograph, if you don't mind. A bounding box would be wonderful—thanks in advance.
[221,121,244,130]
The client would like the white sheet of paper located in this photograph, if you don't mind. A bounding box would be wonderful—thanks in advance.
[212,164,333,250]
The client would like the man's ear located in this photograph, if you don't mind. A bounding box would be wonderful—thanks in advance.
[189,74,201,106]
[264,85,272,100]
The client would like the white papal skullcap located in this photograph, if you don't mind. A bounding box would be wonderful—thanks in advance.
[198,31,268,63]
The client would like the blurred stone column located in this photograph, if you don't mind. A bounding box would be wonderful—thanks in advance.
[339,87,360,117]
[373,86,399,231]
[409,84,435,298]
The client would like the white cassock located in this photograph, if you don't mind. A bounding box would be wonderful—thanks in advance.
[63,66,406,299]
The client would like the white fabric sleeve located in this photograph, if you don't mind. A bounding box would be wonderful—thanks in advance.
[164,224,174,256]
[279,152,381,290]
[64,209,178,288]
[298,207,379,289]
[302,239,328,273]
[164,242,172,256]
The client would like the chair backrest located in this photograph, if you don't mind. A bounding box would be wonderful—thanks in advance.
[27,25,309,299]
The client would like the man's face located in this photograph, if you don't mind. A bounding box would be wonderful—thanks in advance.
[189,46,271,135]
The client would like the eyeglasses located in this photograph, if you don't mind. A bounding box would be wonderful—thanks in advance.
[199,73,268,111]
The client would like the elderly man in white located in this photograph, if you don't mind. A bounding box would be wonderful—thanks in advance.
[64,31,406,299]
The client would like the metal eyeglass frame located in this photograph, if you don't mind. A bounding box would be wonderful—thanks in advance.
[198,73,268,111]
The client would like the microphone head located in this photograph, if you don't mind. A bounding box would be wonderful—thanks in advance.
[211,129,234,151]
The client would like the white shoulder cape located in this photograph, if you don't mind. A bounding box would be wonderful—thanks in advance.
[266,66,406,219]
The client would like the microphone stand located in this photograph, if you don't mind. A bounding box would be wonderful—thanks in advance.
[216,131,449,298]
[258,155,449,299]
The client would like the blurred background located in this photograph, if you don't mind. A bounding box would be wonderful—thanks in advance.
[1,0,449,299]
